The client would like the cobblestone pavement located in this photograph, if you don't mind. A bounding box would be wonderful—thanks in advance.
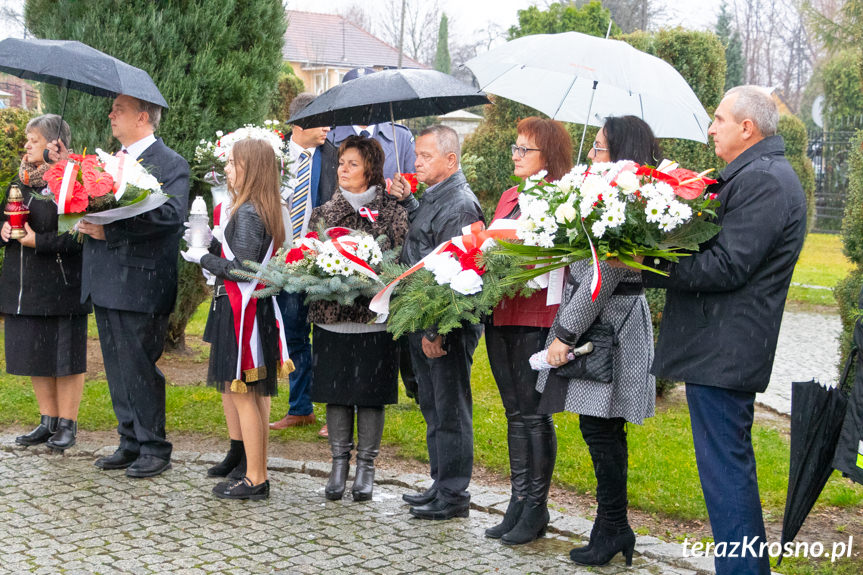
[761,310,842,415]
[0,438,713,575]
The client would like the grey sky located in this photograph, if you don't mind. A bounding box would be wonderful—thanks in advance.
[1,1,721,42]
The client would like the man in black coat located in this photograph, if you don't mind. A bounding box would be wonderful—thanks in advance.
[643,86,806,575]
[72,94,189,478]
[389,125,485,520]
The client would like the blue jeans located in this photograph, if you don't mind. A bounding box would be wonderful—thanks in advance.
[408,325,482,504]
[277,292,313,416]
[686,383,770,575]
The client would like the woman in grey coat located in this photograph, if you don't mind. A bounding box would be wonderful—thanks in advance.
[539,115,658,567]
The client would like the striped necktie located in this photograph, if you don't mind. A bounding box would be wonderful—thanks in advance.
[291,151,312,241]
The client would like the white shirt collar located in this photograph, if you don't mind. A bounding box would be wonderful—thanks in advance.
[288,137,316,163]
[354,125,376,137]
[121,134,157,160]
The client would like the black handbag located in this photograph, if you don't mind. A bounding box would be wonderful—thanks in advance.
[550,321,617,383]
[549,296,639,385]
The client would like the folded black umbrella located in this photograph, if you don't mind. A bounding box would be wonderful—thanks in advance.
[288,68,488,129]
[776,374,850,566]
[0,38,168,107]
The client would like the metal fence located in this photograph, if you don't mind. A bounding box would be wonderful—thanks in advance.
[808,130,859,233]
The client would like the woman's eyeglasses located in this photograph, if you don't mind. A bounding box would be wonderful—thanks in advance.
[511,144,541,158]
[592,141,608,152]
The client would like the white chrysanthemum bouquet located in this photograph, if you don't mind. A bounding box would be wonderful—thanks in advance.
[502,159,721,282]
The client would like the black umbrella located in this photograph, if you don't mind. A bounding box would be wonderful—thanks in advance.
[776,376,850,566]
[289,68,489,173]
[0,38,168,159]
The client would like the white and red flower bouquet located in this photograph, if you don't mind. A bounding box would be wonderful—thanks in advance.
[241,227,392,306]
[500,160,721,297]
[43,148,168,234]
[371,221,532,338]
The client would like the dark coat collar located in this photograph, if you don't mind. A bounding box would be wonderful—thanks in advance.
[718,135,786,182]
[423,170,467,204]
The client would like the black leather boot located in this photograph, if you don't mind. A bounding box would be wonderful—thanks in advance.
[325,405,354,501]
[501,414,557,545]
[208,439,244,477]
[15,415,58,446]
[46,418,77,450]
[570,415,635,566]
[352,406,384,502]
[486,418,529,538]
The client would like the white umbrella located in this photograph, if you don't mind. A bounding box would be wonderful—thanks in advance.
[463,31,712,160]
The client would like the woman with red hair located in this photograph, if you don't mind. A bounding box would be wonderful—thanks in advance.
[484,116,573,545]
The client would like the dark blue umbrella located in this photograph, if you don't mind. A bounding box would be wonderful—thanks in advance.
[0,38,168,106]
[288,68,489,173]
[0,38,168,159]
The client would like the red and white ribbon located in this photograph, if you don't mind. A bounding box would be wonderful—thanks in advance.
[331,235,380,281]
[580,218,602,302]
[369,219,519,321]
[358,206,378,223]
[56,161,79,215]
[221,216,290,380]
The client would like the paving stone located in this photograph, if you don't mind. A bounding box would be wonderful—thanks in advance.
[761,310,841,415]
[0,444,707,575]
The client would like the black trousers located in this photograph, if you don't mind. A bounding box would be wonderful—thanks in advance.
[408,325,482,504]
[94,306,172,460]
[485,325,548,418]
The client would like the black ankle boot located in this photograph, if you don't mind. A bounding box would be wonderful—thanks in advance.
[227,452,247,480]
[569,524,635,566]
[326,456,350,500]
[351,458,374,501]
[15,415,58,446]
[486,496,525,539]
[573,416,634,566]
[501,415,557,545]
[569,519,601,555]
[46,418,77,450]
[208,439,244,477]
[325,404,354,501]
[486,418,530,539]
[352,407,384,502]
[501,499,549,544]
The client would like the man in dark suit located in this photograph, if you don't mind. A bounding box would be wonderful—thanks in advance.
[73,94,189,478]
[642,86,806,575]
[269,93,329,432]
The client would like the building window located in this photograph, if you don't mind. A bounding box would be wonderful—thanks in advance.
[314,72,329,94]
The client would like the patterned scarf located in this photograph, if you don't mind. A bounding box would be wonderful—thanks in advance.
[17,156,51,189]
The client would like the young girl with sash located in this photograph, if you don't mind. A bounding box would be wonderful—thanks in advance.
[183,138,289,500]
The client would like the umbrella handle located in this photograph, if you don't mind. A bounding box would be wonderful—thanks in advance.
[390,103,402,175]
[43,79,69,164]
[576,81,598,165]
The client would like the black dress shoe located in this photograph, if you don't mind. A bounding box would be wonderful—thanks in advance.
[94,448,138,470]
[126,455,172,478]
[410,497,470,520]
[213,477,270,500]
[402,487,437,506]
[46,418,77,451]
[15,415,58,446]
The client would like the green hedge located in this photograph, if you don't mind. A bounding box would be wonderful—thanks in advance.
[779,114,816,233]
[0,107,34,194]
[836,131,863,365]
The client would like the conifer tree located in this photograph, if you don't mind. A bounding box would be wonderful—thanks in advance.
[434,14,451,74]
[25,0,287,350]
[715,0,744,90]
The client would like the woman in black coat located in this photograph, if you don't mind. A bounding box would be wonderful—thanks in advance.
[0,114,90,451]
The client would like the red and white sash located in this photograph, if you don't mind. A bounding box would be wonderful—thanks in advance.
[215,202,292,385]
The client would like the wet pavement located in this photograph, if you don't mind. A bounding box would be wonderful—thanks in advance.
[0,437,713,575]
[761,309,842,415]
